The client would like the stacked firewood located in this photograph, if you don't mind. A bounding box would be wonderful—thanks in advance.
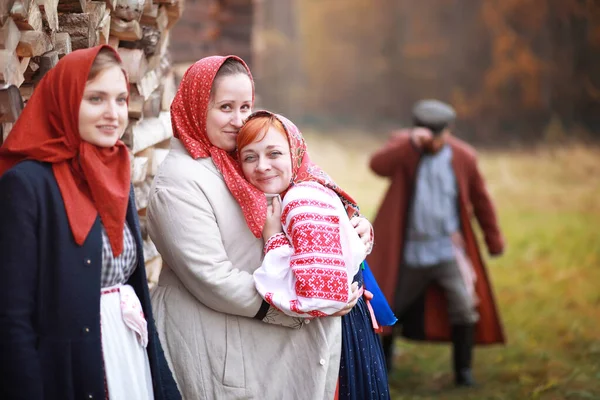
[0,0,185,287]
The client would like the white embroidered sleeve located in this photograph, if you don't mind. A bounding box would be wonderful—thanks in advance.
[253,184,355,318]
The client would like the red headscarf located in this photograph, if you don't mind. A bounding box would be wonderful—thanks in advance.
[0,45,131,255]
[170,55,267,238]
[244,110,361,219]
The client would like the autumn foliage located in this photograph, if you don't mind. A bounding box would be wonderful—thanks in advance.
[253,0,600,144]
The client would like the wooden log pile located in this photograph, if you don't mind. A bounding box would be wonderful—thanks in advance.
[0,0,186,288]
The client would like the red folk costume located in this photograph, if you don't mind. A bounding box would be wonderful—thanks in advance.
[0,45,131,255]
[367,131,505,345]
[169,55,267,238]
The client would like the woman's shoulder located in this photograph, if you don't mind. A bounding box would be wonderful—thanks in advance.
[0,160,53,185]
[153,147,223,191]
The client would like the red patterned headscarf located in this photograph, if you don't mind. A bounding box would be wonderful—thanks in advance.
[244,110,361,218]
[0,45,131,255]
[170,55,266,238]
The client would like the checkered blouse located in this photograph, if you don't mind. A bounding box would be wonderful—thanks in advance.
[100,223,138,288]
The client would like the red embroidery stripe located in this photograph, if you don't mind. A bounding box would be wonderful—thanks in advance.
[264,233,289,254]
[282,199,335,224]
[291,256,346,267]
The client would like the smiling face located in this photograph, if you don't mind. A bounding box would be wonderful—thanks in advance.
[239,125,293,194]
[206,73,253,152]
[78,65,128,148]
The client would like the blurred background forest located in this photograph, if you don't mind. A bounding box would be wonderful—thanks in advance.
[249,0,600,145]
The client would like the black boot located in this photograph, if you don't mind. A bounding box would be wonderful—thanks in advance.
[381,334,395,373]
[451,324,476,387]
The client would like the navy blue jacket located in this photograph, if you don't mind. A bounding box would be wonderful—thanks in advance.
[0,161,181,400]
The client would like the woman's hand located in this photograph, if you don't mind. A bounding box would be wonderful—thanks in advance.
[332,282,360,317]
[262,196,283,241]
[351,216,373,253]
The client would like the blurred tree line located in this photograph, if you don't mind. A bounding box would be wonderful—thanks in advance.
[253,0,600,144]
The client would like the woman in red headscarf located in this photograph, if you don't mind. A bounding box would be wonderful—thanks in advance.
[237,111,392,400]
[0,45,180,400]
[146,56,373,399]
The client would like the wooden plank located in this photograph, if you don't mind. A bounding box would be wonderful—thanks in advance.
[122,111,172,154]
[31,50,57,84]
[150,147,168,175]
[16,30,52,57]
[98,10,111,44]
[8,0,31,20]
[145,256,162,289]
[117,47,147,84]
[110,18,142,42]
[161,70,176,111]
[164,0,182,30]
[58,13,95,50]
[0,85,24,123]
[131,155,149,183]
[0,2,18,24]
[85,1,107,29]
[142,235,159,260]
[18,56,30,75]
[12,0,43,32]
[118,25,160,56]
[105,0,118,10]
[36,0,59,32]
[0,18,21,53]
[142,89,161,119]
[108,35,119,49]
[114,0,145,22]
[136,68,159,100]
[128,91,144,119]
[0,50,24,87]
[53,31,71,58]
[140,0,158,26]
[56,0,86,13]
[18,83,34,101]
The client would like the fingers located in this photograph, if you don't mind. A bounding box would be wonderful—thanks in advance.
[272,195,281,216]
[364,289,374,300]
[350,216,360,227]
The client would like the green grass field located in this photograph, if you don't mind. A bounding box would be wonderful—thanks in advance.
[304,132,600,400]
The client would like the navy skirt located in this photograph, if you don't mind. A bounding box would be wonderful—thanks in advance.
[338,270,391,399]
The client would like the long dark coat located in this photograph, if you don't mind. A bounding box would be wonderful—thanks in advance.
[0,160,181,400]
[367,131,506,345]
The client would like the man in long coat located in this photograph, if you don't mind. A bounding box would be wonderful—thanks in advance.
[367,99,505,386]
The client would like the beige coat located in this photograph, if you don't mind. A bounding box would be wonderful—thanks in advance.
[147,139,341,400]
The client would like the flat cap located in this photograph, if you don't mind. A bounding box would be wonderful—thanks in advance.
[412,99,456,134]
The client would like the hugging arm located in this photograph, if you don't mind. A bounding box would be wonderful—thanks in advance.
[147,186,301,327]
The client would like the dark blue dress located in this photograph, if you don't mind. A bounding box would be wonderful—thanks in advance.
[338,269,391,399]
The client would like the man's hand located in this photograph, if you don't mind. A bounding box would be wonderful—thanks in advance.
[410,127,433,148]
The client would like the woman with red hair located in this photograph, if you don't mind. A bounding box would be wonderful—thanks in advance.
[0,45,180,400]
[237,110,392,400]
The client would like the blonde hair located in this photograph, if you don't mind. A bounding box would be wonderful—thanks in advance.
[88,48,127,82]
